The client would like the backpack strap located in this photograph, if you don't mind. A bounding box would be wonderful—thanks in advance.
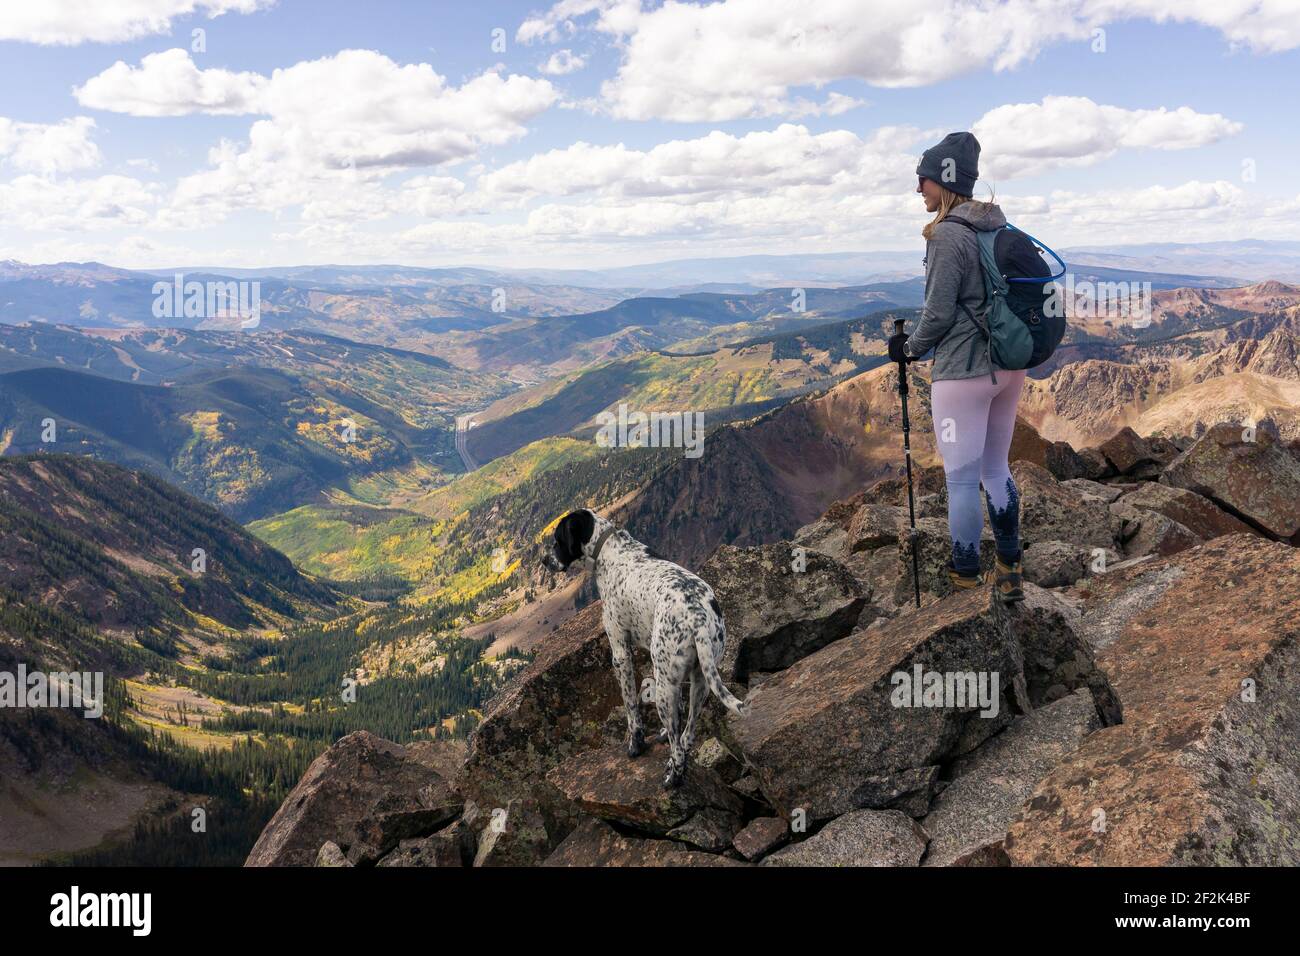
[941,214,993,335]
[944,214,1000,384]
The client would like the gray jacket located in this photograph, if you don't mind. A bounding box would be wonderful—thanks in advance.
[905,201,1006,381]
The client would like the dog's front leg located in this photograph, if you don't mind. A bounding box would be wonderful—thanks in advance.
[607,630,646,758]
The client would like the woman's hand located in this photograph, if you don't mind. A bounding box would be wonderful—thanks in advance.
[888,331,914,364]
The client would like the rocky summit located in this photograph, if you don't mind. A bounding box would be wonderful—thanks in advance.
[248,418,1299,867]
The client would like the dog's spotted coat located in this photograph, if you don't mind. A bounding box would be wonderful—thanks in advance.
[543,509,748,788]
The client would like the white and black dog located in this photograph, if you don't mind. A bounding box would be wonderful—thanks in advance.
[542,509,748,788]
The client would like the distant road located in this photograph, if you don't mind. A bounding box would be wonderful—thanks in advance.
[652,346,719,357]
[455,414,479,472]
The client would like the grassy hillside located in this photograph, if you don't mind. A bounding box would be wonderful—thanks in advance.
[0,363,460,520]
[0,454,336,639]
[466,310,909,463]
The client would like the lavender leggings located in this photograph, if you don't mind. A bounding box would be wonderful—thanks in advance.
[929,370,1027,574]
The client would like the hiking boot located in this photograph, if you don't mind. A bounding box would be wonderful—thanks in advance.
[946,562,983,591]
[987,553,1024,604]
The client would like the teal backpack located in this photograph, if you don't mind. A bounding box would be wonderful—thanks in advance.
[947,216,1067,378]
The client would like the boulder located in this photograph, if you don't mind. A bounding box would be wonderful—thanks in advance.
[1075,447,1115,481]
[459,602,626,830]
[665,807,742,852]
[761,809,928,867]
[1009,417,1051,468]
[921,689,1101,867]
[893,515,995,604]
[791,518,849,560]
[1022,539,1095,588]
[1012,584,1122,724]
[377,822,473,867]
[842,545,903,613]
[315,842,352,867]
[545,742,744,838]
[544,817,745,867]
[1162,422,1300,538]
[819,489,871,529]
[732,816,791,861]
[1044,441,1088,481]
[407,739,468,780]
[700,543,867,684]
[472,798,551,867]
[1145,434,1183,467]
[1114,482,1255,541]
[1098,426,1157,475]
[1006,535,1300,865]
[1014,460,1119,551]
[847,503,905,553]
[949,700,1015,758]
[246,730,462,867]
[694,737,744,783]
[1061,478,1126,504]
[1109,503,1202,559]
[729,588,1029,822]
[731,775,765,802]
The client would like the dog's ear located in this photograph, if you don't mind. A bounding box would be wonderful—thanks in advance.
[555,509,596,566]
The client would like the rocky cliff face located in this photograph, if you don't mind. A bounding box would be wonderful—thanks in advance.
[248,417,1299,867]
[1020,311,1300,447]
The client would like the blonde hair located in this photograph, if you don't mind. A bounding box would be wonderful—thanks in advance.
[922,183,997,241]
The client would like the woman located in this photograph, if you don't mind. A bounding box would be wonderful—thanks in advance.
[887,131,1024,603]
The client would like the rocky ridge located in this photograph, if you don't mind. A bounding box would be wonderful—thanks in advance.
[247,416,1299,867]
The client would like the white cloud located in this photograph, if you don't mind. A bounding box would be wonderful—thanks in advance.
[520,0,1300,121]
[86,176,1286,269]
[10,6,1287,269]
[0,174,159,231]
[1042,179,1248,226]
[256,52,556,169]
[0,0,273,45]
[973,96,1244,179]
[75,49,267,116]
[95,49,560,222]
[517,0,637,44]
[377,171,1272,260]
[475,123,917,210]
[1085,0,1300,54]
[434,125,929,245]
[539,49,587,75]
[0,116,101,174]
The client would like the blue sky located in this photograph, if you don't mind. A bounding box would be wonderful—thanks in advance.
[1,0,1297,269]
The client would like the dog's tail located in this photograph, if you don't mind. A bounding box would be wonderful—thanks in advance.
[696,616,750,717]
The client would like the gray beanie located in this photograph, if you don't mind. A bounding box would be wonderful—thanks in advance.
[916,131,980,197]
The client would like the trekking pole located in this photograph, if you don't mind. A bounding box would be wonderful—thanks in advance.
[893,318,922,608]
